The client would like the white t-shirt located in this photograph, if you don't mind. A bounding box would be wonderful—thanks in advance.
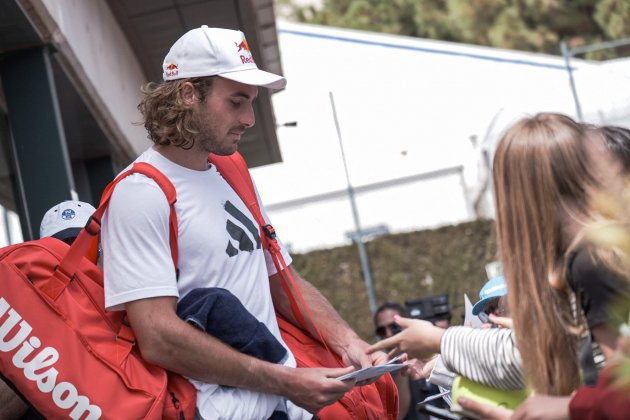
[102,147,304,419]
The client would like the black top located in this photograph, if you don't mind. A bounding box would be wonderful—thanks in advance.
[405,378,449,420]
[566,247,630,330]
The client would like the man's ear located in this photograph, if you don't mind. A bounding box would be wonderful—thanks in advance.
[181,82,197,106]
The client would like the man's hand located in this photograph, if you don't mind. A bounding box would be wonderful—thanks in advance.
[284,366,356,414]
[367,316,445,360]
[341,337,388,369]
[338,337,389,386]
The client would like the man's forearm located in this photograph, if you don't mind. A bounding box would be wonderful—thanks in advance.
[126,297,295,397]
[125,295,357,414]
[271,268,359,354]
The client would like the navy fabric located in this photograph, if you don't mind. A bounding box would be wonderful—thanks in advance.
[177,287,287,364]
[267,411,289,420]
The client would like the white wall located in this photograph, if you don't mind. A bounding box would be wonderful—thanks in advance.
[26,0,148,155]
[251,21,630,252]
[0,208,23,246]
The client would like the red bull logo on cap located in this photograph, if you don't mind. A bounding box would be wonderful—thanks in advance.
[164,63,179,78]
[235,39,255,65]
[235,40,250,53]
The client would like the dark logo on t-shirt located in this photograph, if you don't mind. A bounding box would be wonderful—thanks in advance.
[224,200,261,257]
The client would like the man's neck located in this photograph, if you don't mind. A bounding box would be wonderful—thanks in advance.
[154,144,209,171]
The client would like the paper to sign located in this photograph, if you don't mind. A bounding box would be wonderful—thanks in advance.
[336,355,409,382]
[464,294,484,329]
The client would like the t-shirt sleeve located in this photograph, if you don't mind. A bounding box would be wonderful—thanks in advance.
[102,175,179,311]
[569,249,630,329]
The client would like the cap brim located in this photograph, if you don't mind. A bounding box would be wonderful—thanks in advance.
[219,68,286,89]
[51,227,82,242]
[472,297,493,315]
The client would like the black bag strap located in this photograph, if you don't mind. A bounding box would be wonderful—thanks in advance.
[566,250,599,386]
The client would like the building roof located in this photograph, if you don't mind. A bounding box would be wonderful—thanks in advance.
[0,0,285,169]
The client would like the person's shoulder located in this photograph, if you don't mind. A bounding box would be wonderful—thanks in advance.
[109,150,173,212]
[113,148,173,189]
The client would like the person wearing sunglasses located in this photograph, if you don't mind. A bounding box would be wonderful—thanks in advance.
[472,276,509,328]
[374,302,449,419]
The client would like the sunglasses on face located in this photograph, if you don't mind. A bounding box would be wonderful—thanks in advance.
[375,322,402,338]
[484,299,507,317]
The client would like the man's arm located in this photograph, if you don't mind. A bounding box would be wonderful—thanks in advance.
[125,296,355,413]
[269,267,386,369]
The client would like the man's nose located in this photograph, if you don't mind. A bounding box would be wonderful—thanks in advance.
[241,104,255,128]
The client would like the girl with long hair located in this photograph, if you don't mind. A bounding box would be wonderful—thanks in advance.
[368,115,630,400]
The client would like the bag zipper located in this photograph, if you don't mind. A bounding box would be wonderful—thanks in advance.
[170,391,185,420]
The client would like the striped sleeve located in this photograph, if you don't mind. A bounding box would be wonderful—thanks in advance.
[440,326,526,390]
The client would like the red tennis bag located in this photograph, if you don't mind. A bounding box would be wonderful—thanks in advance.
[211,152,399,420]
[0,163,196,419]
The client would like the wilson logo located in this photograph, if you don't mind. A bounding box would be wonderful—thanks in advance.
[0,297,102,419]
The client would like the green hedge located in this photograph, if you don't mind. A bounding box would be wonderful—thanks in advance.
[290,219,498,342]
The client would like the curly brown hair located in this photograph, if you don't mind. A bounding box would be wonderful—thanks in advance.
[137,77,215,149]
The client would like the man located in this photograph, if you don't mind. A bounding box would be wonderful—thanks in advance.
[374,302,449,420]
[102,26,383,419]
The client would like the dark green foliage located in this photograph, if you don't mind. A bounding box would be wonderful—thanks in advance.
[279,0,630,59]
[291,219,498,342]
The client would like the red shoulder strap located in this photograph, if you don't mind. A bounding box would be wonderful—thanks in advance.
[46,162,178,297]
[209,153,330,348]
[97,162,179,270]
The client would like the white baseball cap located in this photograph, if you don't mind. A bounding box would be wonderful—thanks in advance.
[39,200,96,241]
[162,26,286,89]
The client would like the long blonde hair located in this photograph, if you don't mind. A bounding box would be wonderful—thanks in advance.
[493,113,600,395]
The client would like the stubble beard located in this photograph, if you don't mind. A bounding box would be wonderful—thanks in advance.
[193,109,236,156]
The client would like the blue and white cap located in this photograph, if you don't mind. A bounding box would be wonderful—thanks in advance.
[39,200,96,241]
[472,275,507,315]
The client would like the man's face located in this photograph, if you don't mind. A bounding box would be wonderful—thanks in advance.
[374,308,401,340]
[193,77,258,156]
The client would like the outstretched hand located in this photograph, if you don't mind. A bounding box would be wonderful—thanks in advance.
[366,316,445,361]
[410,356,438,380]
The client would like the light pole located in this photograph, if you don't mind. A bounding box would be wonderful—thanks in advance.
[328,91,379,315]
[276,121,298,128]
[561,37,630,122]
[560,41,583,121]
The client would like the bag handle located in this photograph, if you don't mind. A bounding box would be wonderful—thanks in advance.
[209,153,330,350]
